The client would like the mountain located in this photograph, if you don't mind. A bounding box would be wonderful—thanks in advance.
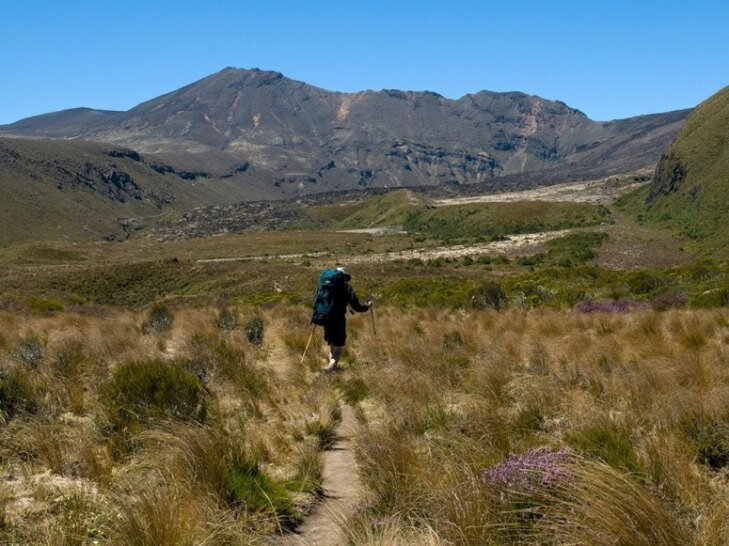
[641,85,729,251]
[0,68,690,199]
[0,137,276,245]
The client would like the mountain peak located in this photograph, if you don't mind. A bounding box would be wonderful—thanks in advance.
[0,68,690,200]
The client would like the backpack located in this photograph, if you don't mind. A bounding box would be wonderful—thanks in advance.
[310,268,349,326]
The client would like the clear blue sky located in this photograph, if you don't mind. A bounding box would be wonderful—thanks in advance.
[2,0,728,124]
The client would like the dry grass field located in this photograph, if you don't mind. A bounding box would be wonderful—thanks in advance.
[1,298,729,544]
[2,178,728,544]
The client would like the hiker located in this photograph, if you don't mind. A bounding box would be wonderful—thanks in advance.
[311,267,372,372]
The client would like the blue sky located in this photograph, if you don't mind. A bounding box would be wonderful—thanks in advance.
[1,0,728,124]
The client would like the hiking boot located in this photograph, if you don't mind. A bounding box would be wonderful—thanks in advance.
[323,358,338,372]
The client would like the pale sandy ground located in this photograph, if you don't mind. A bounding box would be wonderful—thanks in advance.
[197,229,571,265]
[435,178,646,206]
[199,177,647,264]
[344,229,573,263]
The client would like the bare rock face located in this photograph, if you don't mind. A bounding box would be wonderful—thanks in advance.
[647,152,688,203]
[0,67,690,199]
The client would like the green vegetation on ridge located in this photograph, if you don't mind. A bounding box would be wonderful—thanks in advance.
[621,85,729,255]
[305,189,611,242]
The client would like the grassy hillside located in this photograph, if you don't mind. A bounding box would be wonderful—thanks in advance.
[0,138,262,245]
[305,189,611,242]
[622,85,729,254]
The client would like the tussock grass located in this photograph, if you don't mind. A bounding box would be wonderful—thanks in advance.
[2,298,729,543]
[343,305,729,544]
[109,482,219,546]
[0,303,342,543]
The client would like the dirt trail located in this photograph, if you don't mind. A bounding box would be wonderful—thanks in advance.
[275,403,363,546]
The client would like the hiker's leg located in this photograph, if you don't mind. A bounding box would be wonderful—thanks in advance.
[330,344,343,363]
[323,320,346,371]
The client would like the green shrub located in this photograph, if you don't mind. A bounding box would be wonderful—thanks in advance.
[512,282,553,308]
[627,271,666,296]
[244,316,265,346]
[141,304,174,334]
[516,254,544,267]
[99,360,207,433]
[566,424,643,475]
[545,232,608,266]
[27,297,64,314]
[382,278,478,308]
[225,458,300,525]
[680,413,729,470]
[217,306,238,331]
[693,285,729,308]
[0,367,38,418]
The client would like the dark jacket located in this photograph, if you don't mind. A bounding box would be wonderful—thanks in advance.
[329,283,369,321]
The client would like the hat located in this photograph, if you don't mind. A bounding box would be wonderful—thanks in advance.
[336,267,352,281]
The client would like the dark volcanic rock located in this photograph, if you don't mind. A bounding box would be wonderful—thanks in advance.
[647,151,688,203]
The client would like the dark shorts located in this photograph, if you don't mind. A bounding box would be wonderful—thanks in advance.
[324,319,346,346]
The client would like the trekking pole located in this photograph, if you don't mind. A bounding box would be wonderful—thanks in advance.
[299,324,317,365]
[369,304,377,336]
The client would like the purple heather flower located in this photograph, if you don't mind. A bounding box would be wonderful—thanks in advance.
[482,447,575,492]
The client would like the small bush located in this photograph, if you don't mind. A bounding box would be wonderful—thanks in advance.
[141,304,174,334]
[99,360,207,434]
[27,297,64,314]
[627,271,666,296]
[244,316,265,346]
[0,367,38,418]
[216,306,238,331]
[14,335,45,368]
[471,281,507,310]
[210,343,269,407]
[681,413,729,470]
[516,254,544,267]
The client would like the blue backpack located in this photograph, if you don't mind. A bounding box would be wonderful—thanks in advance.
[311,268,349,326]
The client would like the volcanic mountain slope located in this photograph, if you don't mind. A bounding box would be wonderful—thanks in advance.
[0,67,690,198]
[0,137,272,245]
[641,85,729,252]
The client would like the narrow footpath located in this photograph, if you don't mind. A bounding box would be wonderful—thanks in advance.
[275,403,363,546]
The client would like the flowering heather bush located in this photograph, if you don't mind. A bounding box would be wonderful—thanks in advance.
[482,446,575,492]
[574,298,650,313]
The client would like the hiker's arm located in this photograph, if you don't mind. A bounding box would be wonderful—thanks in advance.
[347,285,370,312]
